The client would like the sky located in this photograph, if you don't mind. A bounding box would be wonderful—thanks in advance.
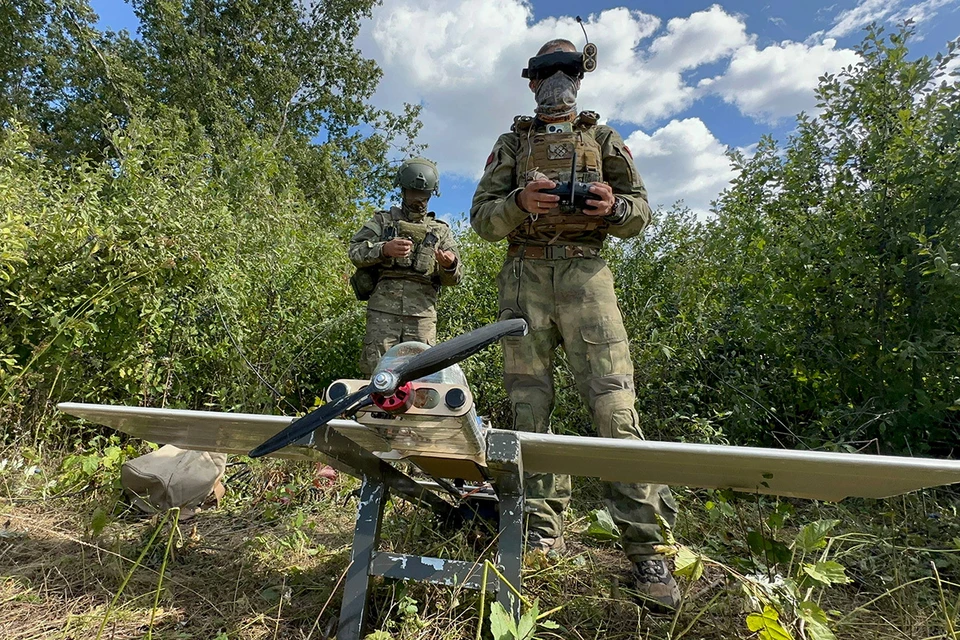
[90,0,960,220]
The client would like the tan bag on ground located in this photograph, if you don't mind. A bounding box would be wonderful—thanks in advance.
[121,445,227,516]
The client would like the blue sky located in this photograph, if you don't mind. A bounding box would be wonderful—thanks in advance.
[91,0,960,219]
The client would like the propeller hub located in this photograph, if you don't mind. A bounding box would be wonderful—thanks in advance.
[372,371,398,394]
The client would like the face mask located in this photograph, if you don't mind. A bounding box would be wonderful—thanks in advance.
[402,189,431,219]
[535,71,579,120]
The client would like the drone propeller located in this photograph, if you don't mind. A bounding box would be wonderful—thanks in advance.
[248,318,528,458]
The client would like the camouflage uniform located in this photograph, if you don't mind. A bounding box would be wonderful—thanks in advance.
[349,206,463,375]
[470,111,676,561]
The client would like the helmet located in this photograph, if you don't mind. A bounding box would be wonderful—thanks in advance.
[394,157,440,195]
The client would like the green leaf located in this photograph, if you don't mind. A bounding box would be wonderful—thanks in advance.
[655,513,676,546]
[101,446,122,469]
[259,585,291,604]
[585,509,620,541]
[801,561,851,586]
[90,507,109,536]
[746,605,795,640]
[674,545,705,581]
[799,602,837,640]
[747,530,792,566]
[795,520,840,553]
[489,601,518,640]
[80,455,100,477]
[517,600,537,640]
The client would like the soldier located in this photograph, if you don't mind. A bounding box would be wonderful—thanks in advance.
[349,158,463,375]
[470,39,680,608]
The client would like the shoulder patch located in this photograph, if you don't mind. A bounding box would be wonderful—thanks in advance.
[623,145,633,159]
[485,151,495,167]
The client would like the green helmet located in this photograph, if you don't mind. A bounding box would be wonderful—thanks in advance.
[393,157,440,195]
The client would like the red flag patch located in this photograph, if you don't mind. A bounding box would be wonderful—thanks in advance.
[485,152,495,167]
[623,145,633,159]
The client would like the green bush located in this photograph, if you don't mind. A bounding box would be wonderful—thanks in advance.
[0,116,366,444]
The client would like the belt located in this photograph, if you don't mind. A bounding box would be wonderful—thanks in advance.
[507,244,600,260]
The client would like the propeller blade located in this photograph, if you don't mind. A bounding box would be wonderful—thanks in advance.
[249,385,372,458]
[393,318,527,386]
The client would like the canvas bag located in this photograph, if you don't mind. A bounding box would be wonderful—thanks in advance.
[121,445,227,514]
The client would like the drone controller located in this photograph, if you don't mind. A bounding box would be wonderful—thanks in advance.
[537,150,596,211]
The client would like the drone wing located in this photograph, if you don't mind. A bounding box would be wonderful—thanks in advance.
[57,402,960,501]
[519,432,960,501]
[57,402,331,459]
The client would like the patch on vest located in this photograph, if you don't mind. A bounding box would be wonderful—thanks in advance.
[547,143,574,161]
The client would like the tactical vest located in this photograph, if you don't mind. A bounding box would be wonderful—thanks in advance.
[379,208,444,283]
[509,111,608,245]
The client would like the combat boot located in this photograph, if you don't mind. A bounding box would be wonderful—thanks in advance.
[525,530,566,558]
[633,558,680,610]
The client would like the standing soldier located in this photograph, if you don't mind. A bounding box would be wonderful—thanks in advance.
[470,39,680,608]
[349,158,463,375]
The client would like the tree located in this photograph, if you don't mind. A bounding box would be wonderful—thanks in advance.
[621,25,960,453]
[131,0,421,211]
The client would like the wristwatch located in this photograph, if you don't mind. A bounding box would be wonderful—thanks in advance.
[604,196,627,224]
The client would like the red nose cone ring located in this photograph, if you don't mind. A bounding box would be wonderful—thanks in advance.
[372,382,415,413]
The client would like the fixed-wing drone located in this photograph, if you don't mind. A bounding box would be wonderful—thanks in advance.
[59,319,960,640]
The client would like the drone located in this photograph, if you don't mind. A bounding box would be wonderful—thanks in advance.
[59,319,960,640]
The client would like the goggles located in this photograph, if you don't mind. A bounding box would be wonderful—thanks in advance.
[521,43,597,80]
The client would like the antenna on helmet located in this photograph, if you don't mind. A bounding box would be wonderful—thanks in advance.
[576,16,598,73]
[576,16,589,44]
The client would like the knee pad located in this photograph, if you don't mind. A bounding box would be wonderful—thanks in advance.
[592,390,643,440]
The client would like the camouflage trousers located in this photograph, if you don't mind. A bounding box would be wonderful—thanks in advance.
[360,309,437,376]
[497,255,677,560]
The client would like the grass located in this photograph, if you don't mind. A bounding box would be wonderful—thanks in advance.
[0,447,958,639]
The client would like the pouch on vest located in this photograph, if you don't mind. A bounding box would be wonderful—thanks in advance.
[121,445,227,516]
[413,230,439,275]
[350,265,381,301]
[394,219,427,269]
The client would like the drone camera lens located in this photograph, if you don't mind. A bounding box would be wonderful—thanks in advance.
[444,388,467,410]
[327,382,349,401]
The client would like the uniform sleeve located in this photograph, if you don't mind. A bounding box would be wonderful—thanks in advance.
[596,126,654,239]
[469,133,530,242]
[348,215,386,268]
[435,224,463,287]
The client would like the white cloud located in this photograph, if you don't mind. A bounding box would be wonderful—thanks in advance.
[647,4,752,71]
[820,0,959,40]
[625,118,737,216]
[360,1,762,179]
[947,39,960,76]
[358,1,864,218]
[826,0,897,38]
[891,0,960,31]
[699,39,860,122]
